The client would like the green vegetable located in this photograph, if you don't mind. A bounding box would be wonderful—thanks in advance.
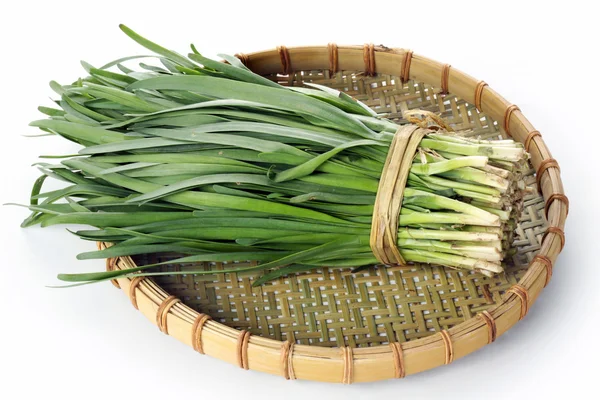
[18,25,529,286]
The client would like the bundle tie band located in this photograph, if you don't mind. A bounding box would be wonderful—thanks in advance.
[370,125,427,265]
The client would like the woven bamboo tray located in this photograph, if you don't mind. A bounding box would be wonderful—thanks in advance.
[100,44,568,383]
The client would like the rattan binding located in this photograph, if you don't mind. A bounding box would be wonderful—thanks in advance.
[234,53,249,67]
[192,313,212,354]
[441,64,451,94]
[341,346,354,384]
[439,330,453,365]
[401,50,412,83]
[280,341,296,380]
[156,295,180,335]
[237,330,251,370]
[128,276,144,310]
[474,81,488,111]
[477,311,497,344]
[389,342,406,378]
[533,255,553,287]
[363,43,376,76]
[504,104,520,137]
[543,226,565,251]
[525,130,542,152]
[277,46,291,75]
[328,43,338,74]
[545,193,569,219]
[100,241,120,289]
[506,285,529,320]
[536,158,560,192]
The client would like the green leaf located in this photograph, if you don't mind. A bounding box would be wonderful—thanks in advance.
[119,25,196,69]
[273,139,380,182]
[128,75,376,137]
[41,211,193,228]
[187,52,281,88]
[30,119,127,145]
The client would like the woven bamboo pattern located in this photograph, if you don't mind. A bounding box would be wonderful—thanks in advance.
[103,45,567,383]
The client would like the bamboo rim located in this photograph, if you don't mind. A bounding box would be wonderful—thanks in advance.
[102,44,567,384]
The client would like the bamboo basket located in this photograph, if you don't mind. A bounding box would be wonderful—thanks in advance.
[100,44,568,383]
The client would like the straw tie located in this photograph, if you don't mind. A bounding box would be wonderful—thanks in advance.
[237,330,251,370]
[477,310,497,344]
[389,342,406,378]
[370,124,427,265]
[341,346,354,384]
[507,284,529,320]
[439,330,454,364]
[277,46,291,75]
[474,81,488,111]
[503,105,520,137]
[363,43,376,76]
[128,276,144,310]
[544,194,569,219]
[280,341,296,380]
[533,255,554,287]
[404,109,453,131]
[192,313,212,355]
[156,295,181,335]
[401,50,413,84]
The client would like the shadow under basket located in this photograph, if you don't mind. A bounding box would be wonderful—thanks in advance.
[101,45,568,383]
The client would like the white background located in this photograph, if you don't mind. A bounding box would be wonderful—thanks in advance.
[1,1,598,398]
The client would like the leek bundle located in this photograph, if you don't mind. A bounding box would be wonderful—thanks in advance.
[19,25,529,286]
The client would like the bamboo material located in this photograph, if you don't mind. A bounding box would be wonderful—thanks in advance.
[370,125,425,265]
[102,44,567,383]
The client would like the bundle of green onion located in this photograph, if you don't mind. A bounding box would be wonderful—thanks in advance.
[20,25,529,286]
